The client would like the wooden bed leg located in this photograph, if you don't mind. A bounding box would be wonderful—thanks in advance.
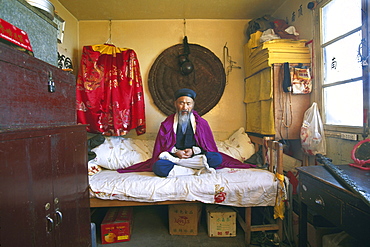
[277,218,283,242]
[245,207,252,247]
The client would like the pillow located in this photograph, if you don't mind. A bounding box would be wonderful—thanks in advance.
[91,128,254,169]
[218,127,255,161]
[88,160,102,176]
[216,141,242,161]
[91,137,153,170]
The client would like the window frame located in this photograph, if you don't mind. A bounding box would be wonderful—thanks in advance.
[314,0,370,138]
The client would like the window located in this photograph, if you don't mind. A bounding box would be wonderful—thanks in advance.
[318,0,370,136]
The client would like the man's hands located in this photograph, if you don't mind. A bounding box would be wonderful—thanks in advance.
[175,148,193,159]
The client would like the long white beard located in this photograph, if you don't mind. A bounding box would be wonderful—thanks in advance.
[178,112,190,134]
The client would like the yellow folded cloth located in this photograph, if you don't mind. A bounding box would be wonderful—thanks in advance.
[274,173,286,220]
[247,31,263,49]
[244,68,275,135]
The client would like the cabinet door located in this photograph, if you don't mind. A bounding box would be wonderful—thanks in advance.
[0,134,55,246]
[273,64,311,140]
[52,128,91,247]
[71,129,91,247]
[0,126,91,247]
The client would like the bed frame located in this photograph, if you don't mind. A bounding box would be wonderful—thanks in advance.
[89,135,284,246]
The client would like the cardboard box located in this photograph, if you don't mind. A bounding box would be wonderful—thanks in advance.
[206,205,236,237]
[292,212,340,247]
[101,207,133,244]
[169,203,202,235]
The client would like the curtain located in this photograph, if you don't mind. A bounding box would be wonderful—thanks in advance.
[76,44,146,136]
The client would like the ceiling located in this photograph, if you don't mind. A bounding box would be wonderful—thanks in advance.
[58,0,285,21]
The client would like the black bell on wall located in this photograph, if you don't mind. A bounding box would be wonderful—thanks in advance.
[180,59,194,75]
[178,36,194,75]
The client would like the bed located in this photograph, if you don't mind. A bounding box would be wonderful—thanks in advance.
[87,128,286,246]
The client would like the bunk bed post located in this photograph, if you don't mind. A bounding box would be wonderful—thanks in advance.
[268,140,283,174]
[270,140,284,242]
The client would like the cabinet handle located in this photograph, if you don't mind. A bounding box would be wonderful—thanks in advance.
[55,210,63,226]
[46,215,54,233]
[315,196,325,206]
[48,71,55,93]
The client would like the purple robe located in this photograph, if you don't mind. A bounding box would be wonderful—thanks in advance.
[117,111,255,173]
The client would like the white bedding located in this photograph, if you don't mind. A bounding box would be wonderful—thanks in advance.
[88,127,256,171]
[89,168,279,207]
[88,127,283,207]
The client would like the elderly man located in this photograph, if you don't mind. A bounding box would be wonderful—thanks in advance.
[152,88,222,177]
[117,88,253,176]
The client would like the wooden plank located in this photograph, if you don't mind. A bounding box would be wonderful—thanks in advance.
[317,154,370,208]
[251,224,279,232]
[90,198,199,208]
[236,212,247,233]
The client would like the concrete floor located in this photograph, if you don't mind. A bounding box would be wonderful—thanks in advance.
[92,205,262,247]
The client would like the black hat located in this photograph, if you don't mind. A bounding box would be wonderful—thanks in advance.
[174,88,196,100]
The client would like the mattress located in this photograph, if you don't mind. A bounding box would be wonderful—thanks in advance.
[89,167,279,208]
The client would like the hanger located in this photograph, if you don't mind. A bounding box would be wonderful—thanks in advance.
[105,20,114,45]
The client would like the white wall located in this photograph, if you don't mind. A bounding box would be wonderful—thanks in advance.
[49,0,79,72]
